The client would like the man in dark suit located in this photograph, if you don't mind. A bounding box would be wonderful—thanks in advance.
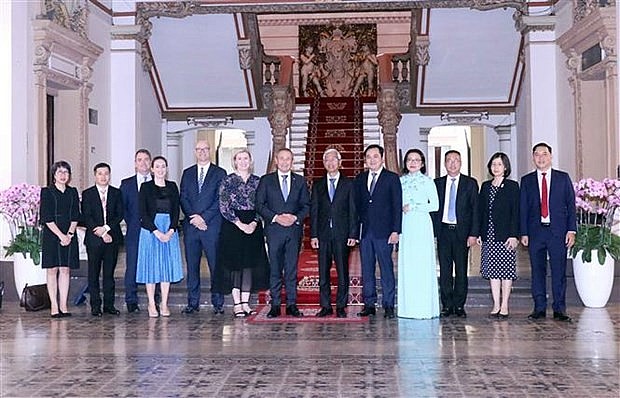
[354,144,402,319]
[310,148,358,318]
[82,163,124,317]
[120,149,152,313]
[520,142,576,322]
[256,148,310,318]
[432,150,479,318]
[180,140,227,314]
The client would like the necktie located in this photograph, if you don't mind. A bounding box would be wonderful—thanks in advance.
[198,167,205,194]
[100,191,107,224]
[143,175,148,183]
[281,175,289,201]
[369,172,377,195]
[448,178,457,222]
[328,178,336,202]
[541,172,549,218]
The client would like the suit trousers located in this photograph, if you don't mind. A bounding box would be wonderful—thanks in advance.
[437,225,469,310]
[266,227,302,306]
[124,230,139,305]
[359,236,395,308]
[87,242,119,310]
[527,227,567,313]
[184,228,224,308]
[317,230,350,308]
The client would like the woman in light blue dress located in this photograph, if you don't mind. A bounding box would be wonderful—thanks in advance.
[397,149,440,319]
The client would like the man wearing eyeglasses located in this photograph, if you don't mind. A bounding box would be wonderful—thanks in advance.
[180,140,227,314]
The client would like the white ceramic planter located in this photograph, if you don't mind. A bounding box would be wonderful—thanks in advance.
[572,250,615,308]
[13,253,47,297]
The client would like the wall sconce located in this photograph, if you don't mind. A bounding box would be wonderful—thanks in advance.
[187,116,234,128]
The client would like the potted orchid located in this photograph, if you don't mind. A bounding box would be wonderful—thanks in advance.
[571,177,620,307]
[0,183,42,264]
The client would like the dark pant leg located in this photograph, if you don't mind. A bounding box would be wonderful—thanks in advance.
[437,228,455,310]
[317,237,334,308]
[283,229,301,305]
[548,236,568,313]
[360,236,377,307]
[332,236,350,309]
[453,238,470,309]
[375,238,396,308]
[200,232,224,308]
[87,245,104,310]
[528,233,549,311]
[124,232,139,305]
[184,231,202,308]
[267,232,286,306]
[102,243,119,309]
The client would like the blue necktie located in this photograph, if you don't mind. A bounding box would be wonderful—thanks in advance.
[369,172,377,195]
[448,178,457,222]
[328,178,336,202]
[198,167,205,193]
[281,175,289,201]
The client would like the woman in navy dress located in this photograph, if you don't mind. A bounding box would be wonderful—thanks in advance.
[40,161,80,318]
[478,152,519,318]
[136,156,183,318]
[214,149,269,317]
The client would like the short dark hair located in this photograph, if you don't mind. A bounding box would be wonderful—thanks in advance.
[364,144,384,157]
[532,142,552,154]
[93,162,111,174]
[444,150,461,160]
[402,148,427,175]
[152,155,168,167]
[277,148,293,157]
[50,160,72,184]
[135,149,151,160]
[486,152,511,177]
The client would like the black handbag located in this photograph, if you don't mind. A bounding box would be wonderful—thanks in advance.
[20,283,51,311]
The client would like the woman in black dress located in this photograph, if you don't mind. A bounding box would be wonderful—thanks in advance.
[214,149,269,317]
[478,152,519,319]
[40,161,80,318]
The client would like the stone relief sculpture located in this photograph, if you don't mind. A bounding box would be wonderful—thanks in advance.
[42,0,88,38]
[299,24,378,98]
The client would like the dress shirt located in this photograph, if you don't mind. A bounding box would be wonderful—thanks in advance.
[367,167,383,191]
[537,168,551,223]
[197,162,211,184]
[137,173,152,191]
[96,184,111,234]
[442,173,461,224]
[327,172,340,191]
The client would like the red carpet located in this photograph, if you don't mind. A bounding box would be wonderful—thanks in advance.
[246,305,368,324]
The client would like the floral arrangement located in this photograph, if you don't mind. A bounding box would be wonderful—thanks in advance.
[0,183,42,265]
[572,177,620,264]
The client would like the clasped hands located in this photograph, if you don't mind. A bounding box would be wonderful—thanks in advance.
[274,213,297,227]
[93,226,113,243]
[235,220,258,235]
[154,229,175,243]
[189,214,208,231]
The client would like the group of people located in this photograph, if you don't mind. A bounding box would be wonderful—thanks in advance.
[39,140,576,323]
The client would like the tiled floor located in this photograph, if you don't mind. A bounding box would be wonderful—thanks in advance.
[0,303,618,397]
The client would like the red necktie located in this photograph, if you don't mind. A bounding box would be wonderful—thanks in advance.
[541,172,548,218]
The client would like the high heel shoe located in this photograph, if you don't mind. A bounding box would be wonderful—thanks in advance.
[160,305,170,317]
[498,311,509,319]
[489,310,500,318]
[233,304,247,318]
[240,302,256,316]
[148,306,159,318]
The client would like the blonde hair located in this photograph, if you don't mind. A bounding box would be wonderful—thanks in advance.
[232,148,254,173]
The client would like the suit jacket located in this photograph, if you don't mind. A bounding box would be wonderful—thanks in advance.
[432,174,480,240]
[180,163,227,234]
[120,176,142,241]
[478,179,519,242]
[81,185,124,248]
[354,169,402,239]
[256,171,310,234]
[310,175,358,241]
[519,169,576,239]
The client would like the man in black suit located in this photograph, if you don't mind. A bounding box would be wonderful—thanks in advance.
[256,148,310,318]
[310,148,358,318]
[180,140,227,314]
[81,163,124,316]
[120,149,152,313]
[432,150,479,318]
[354,144,402,319]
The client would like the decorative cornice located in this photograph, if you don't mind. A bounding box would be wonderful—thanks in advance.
[514,14,556,34]
[258,16,412,27]
[440,110,489,124]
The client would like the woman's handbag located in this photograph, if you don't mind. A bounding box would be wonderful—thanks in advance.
[20,283,51,311]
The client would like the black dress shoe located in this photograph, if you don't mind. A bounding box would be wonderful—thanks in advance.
[267,305,281,318]
[91,308,102,317]
[357,306,376,317]
[527,310,546,320]
[181,305,199,314]
[336,307,347,318]
[440,308,453,318]
[455,308,467,318]
[553,312,572,322]
[384,307,395,319]
[286,305,303,317]
[59,311,72,318]
[315,307,333,317]
[103,307,121,315]
[51,313,62,319]
[213,306,225,315]
[126,303,140,313]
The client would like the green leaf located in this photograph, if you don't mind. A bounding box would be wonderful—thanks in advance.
[597,247,607,265]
